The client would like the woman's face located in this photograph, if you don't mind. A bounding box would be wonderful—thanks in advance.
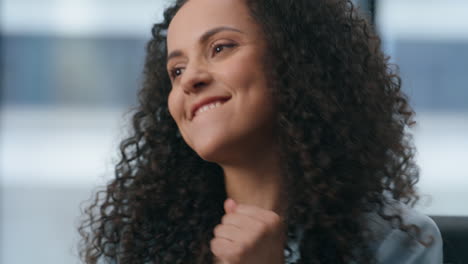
[167,0,275,163]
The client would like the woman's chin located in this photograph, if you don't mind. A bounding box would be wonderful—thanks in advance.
[190,138,235,164]
[193,144,227,164]
[196,152,221,163]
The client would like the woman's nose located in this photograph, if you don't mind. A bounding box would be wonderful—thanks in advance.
[180,64,213,94]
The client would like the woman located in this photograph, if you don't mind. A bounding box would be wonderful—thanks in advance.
[79,0,443,263]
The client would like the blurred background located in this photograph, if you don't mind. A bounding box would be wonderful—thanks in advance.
[1,0,467,263]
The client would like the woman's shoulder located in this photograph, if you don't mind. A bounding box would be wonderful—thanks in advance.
[365,200,443,264]
[286,200,443,263]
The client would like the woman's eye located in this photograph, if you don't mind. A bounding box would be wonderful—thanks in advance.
[213,43,237,56]
[170,68,184,79]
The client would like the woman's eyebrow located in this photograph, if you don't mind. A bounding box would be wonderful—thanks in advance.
[166,26,244,64]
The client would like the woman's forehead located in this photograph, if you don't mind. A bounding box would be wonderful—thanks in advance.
[166,0,255,48]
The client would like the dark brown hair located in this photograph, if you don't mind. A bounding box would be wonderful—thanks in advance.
[79,0,426,263]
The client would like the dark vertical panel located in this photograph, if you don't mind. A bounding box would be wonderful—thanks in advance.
[368,0,376,25]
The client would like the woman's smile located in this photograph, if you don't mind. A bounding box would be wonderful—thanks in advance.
[191,96,232,120]
[194,100,223,117]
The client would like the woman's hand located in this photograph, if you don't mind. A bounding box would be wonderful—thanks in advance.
[210,199,285,264]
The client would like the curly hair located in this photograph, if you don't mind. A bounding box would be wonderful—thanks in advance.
[79,0,428,263]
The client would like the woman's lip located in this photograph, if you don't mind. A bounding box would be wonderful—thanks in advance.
[190,96,231,120]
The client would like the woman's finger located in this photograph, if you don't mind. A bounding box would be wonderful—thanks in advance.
[220,212,265,233]
[210,237,242,263]
[213,224,243,242]
[234,203,282,227]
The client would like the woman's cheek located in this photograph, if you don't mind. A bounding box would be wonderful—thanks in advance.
[167,91,181,123]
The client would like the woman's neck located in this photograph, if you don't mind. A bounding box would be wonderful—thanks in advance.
[220,148,285,216]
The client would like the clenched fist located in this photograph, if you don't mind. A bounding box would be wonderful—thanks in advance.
[210,199,285,264]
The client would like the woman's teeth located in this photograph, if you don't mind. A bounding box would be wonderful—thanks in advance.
[195,101,222,116]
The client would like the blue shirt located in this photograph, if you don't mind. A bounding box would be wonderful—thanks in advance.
[285,201,443,263]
